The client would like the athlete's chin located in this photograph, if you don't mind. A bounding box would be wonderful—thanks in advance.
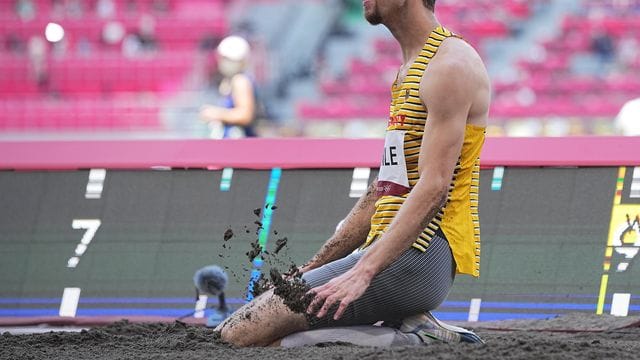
[364,11,382,25]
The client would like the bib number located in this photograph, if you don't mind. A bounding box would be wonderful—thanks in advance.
[377,131,410,196]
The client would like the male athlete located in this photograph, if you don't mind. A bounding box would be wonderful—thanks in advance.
[216,0,490,347]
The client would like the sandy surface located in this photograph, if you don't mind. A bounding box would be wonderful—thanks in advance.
[2,314,640,360]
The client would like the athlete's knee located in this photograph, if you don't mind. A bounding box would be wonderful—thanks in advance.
[219,325,256,347]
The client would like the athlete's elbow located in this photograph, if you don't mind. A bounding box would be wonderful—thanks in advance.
[230,112,253,126]
[433,186,448,209]
[235,117,253,127]
[422,173,450,196]
[416,178,449,208]
[224,106,253,126]
[415,184,448,229]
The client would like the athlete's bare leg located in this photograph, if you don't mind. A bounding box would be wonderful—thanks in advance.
[215,288,309,347]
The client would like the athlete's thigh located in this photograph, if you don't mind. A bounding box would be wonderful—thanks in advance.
[302,251,364,288]
[305,236,454,329]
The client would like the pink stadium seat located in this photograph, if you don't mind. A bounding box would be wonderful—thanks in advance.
[487,0,640,120]
[0,0,229,131]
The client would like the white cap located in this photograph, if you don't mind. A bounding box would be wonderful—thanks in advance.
[217,35,250,62]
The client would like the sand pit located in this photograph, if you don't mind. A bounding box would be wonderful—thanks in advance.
[2,314,640,360]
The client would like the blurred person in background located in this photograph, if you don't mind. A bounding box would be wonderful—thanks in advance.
[15,0,35,21]
[28,36,48,91]
[101,20,125,50]
[199,35,257,138]
[96,0,116,19]
[76,36,93,57]
[65,0,84,18]
[151,0,169,14]
[6,33,26,54]
[590,27,615,69]
[122,14,158,57]
[615,98,640,136]
[617,33,639,72]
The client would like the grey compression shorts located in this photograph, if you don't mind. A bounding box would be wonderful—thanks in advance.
[302,234,455,329]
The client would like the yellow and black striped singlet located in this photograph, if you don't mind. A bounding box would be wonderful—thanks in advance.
[363,26,485,277]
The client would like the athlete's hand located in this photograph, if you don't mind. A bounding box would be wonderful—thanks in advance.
[199,105,223,122]
[306,266,374,320]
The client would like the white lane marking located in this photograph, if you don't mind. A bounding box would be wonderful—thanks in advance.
[59,288,81,317]
[194,295,209,318]
[631,167,640,198]
[468,298,482,322]
[349,168,371,198]
[85,169,106,199]
[611,293,631,317]
[220,168,233,191]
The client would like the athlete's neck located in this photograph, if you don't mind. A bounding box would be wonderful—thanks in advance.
[384,4,439,64]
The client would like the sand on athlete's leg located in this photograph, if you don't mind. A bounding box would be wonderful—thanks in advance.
[215,288,309,347]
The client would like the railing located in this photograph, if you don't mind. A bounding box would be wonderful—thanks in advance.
[1,136,639,170]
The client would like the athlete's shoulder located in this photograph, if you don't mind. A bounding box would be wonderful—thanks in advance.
[434,37,485,73]
[424,37,489,93]
[438,35,483,62]
[230,73,252,86]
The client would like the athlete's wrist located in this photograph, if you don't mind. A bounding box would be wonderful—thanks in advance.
[353,260,377,282]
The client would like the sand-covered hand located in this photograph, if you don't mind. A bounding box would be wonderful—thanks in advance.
[306,266,373,320]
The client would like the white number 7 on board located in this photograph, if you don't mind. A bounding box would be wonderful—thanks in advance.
[67,219,101,268]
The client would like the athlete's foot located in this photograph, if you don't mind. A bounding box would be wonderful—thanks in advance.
[399,311,484,344]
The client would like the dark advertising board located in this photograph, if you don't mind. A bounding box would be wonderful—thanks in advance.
[1,166,639,321]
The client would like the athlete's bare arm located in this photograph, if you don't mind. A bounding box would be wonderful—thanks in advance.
[199,73,255,126]
[301,179,380,273]
[307,38,490,320]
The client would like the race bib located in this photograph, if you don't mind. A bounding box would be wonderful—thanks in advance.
[377,130,410,196]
